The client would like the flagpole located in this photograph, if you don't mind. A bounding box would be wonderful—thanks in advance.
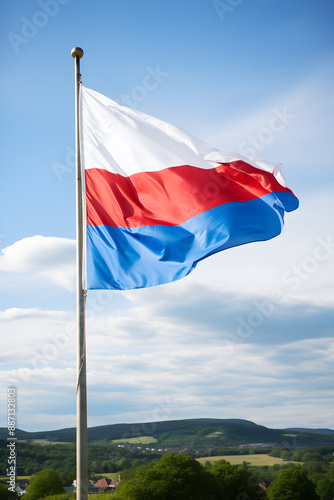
[71,46,88,500]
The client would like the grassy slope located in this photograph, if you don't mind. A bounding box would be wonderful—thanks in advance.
[111,436,157,444]
[197,454,302,466]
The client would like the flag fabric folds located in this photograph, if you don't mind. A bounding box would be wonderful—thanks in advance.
[81,86,298,291]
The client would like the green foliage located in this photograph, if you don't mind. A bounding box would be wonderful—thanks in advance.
[281,450,293,461]
[0,483,17,499]
[316,477,334,500]
[43,494,75,500]
[327,463,334,478]
[24,469,64,500]
[266,467,319,500]
[113,454,266,500]
[291,449,304,461]
[312,463,334,500]
[0,440,76,476]
[209,461,265,499]
[303,452,324,462]
[89,495,114,500]
[0,439,159,478]
[58,467,76,486]
[1,438,333,499]
[114,453,217,499]
[268,447,283,458]
[303,460,326,474]
[154,423,271,450]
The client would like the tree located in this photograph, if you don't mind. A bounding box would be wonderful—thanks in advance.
[59,468,76,487]
[0,483,17,499]
[266,467,319,500]
[209,461,265,500]
[316,477,334,500]
[281,450,292,461]
[303,460,325,474]
[113,453,217,499]
[302,452,323,462]
[268,448,282,458]
[25,469,65,500]
[327,463,334,479]
[291,450,303,462]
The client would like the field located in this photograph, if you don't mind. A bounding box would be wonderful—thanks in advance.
[111,436,157,444]
[18,439,72,445]
[0,476,31,480]
[97,472,120,480]
[30,439,71,445]
[197,454,301,467]
[206,431,224,438]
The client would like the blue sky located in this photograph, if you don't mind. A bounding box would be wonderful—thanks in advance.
[1,0,333,432]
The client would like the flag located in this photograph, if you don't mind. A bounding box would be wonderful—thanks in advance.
[81,86,298,290]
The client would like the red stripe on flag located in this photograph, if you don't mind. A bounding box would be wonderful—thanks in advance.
[86,161,295,228]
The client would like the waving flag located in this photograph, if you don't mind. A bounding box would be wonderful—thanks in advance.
[81,86,298,290]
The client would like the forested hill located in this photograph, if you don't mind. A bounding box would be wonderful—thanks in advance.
[1,418,334,447]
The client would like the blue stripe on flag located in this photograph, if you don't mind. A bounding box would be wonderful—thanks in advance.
[86,192,291,290]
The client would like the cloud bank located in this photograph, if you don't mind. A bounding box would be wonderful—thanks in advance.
[0,235,75,291]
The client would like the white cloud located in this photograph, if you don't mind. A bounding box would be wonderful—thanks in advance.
[0,307,75,369]
[85,337,334,429]
[0,307,66,321]
[0,291,332,431]
[206,62,334,177]
[0,235,76,291]
[0,367,77,431]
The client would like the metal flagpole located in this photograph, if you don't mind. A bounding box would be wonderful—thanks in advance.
[71,46,88,500]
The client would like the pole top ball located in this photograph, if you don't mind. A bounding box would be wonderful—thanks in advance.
[71,47,84,58]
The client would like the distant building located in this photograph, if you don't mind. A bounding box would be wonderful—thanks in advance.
[109,478,120,490]
[238,443,277,448]
[94,477,110,488]
[94,476,120,491]
[70,480,99,494]
[64,485,75,492]
[15,485,26,497]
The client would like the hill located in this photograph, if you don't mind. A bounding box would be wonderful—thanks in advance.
[1,418,334,448]
[284,427,334,435]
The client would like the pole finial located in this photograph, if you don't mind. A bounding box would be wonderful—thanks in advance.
[71,47,84,58]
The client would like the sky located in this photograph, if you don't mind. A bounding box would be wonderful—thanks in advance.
[0,0,333,434]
